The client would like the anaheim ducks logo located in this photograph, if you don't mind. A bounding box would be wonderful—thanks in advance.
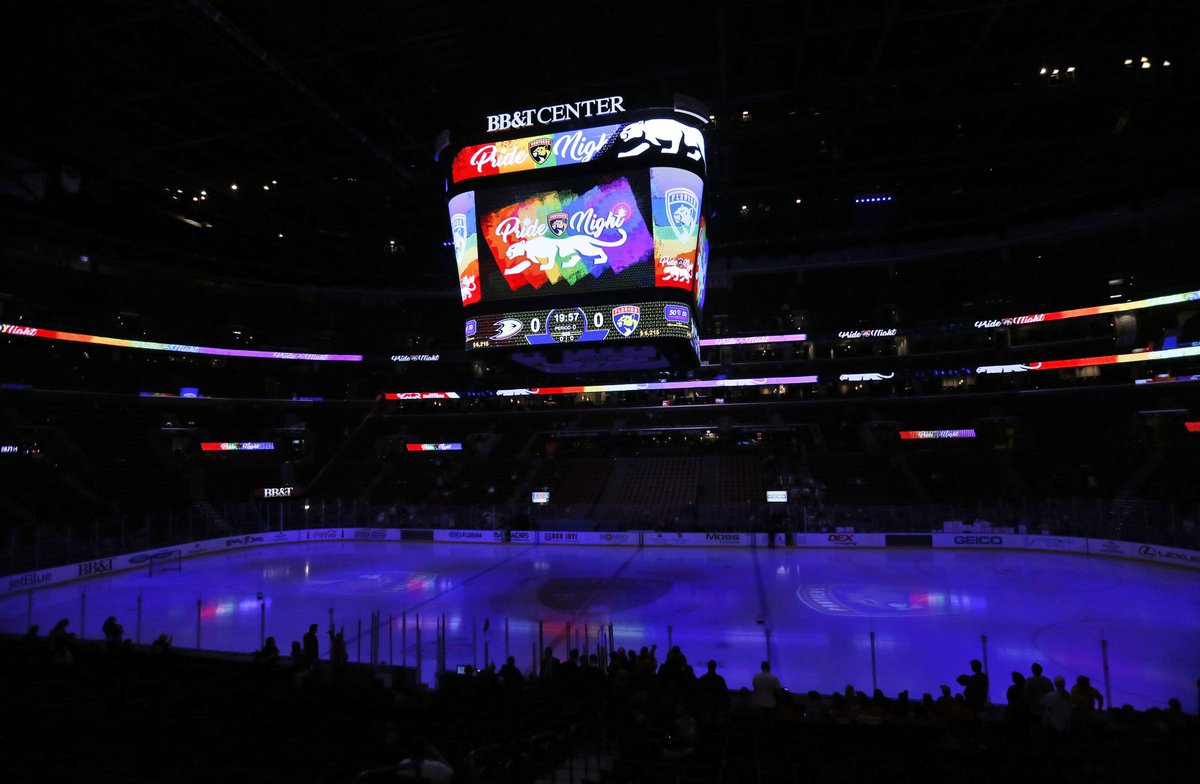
[528,138,552,165]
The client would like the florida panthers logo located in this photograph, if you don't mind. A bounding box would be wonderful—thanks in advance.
[612,305,641,337]
[665,188,699,243]
[451,213,469,261]
[547,211,568,237]
[529,138,552,165]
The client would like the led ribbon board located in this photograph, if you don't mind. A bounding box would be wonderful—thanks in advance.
[200,442,275,451]
[466,301,695,350]
[0,324,361,361]
[973,289,1200,329]
[899,430,976,440]
[405,443,463,452]
[1025,345,1200,371]
[1135,375,1200,386]
[699,333,808,346]
[383,374,817,401]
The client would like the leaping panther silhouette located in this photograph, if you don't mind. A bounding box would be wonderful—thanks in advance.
[617,120,705,163]
[504,229,629,273]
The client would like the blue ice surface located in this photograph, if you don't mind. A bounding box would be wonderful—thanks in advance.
[3,542,1198,711]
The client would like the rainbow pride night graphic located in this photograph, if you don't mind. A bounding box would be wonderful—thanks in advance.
[650,167,704,292]
[451,124,620,183]
[480,177,652,294]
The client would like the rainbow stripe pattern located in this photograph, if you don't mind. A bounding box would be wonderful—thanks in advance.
[0,323,362,361]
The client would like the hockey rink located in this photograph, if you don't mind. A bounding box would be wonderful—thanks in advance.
[3,541,1197,710]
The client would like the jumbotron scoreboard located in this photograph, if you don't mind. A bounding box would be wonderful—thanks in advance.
[439,95,710,372]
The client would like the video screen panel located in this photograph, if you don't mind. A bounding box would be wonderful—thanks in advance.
[466,301,695,350]
[451,118,706,184]
[450,191,481,306]
[475,173,655,303]
[898,429,977,440]
[200,441,275,452]
[453,167,704,308]
[649,167,704,293]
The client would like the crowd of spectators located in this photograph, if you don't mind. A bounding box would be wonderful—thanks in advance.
[7,622,1195,783]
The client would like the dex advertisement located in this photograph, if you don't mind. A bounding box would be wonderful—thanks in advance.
[649,167,704,292]
[478,175,655,300]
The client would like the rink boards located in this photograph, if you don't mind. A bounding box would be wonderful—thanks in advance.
[4,527,1198,596]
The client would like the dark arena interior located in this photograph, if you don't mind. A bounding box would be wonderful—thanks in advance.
[1,2,1198,782]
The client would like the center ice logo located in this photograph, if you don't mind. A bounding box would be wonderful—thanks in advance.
[665,188,699,243]
[612,305,641,337]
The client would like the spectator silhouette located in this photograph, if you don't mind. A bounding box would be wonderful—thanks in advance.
[1042,676,1072,732]
[48,618,75,665]
[498,655,523,686]
[254,636,280,665]
[302,623,320,667]
[804,691,830,724]
[663,704,698,759]
[152,633,173,654]
[396,737,454,782]
[539,646,560,681]
[1023,662,1053,718]
[1006,672,1026,728]
[696,659,731,719]
[329,628,348,668]
[1070,675,1103,713]
[102,616,126,652]
[963,659,988,711]
[751,660,781,711]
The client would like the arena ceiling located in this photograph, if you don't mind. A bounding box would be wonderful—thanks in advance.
[0,0,1194,290]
